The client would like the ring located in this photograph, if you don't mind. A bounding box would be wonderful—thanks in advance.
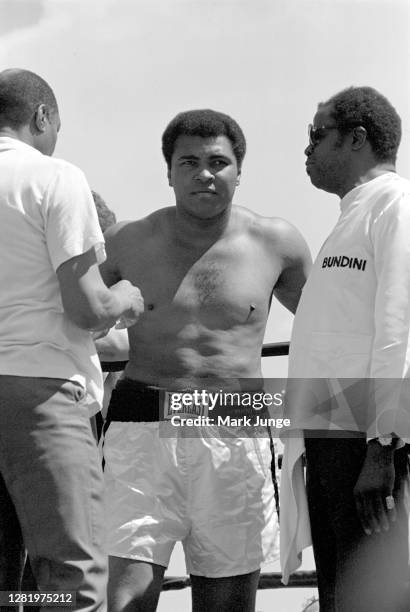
[385,495,395,510]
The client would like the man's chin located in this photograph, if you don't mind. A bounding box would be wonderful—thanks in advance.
[307,171,323,189]
[309,176,337,195]
[184,202,229,220]
[194,210,225,221]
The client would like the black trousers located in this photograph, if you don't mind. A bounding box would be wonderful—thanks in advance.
[305,435,409,612]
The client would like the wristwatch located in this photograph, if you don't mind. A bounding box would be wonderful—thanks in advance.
[375,435,394,446]
[369,434,397,447]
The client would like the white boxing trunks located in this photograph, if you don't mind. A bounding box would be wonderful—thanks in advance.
[102,378,279,578]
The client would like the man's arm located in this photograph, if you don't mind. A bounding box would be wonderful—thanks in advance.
[57,246,143,331]
[43,164,143,331]
[354,440,397,535]
[94,328,129,362]
[353,190,410,534]
[98,221,126,288]
[270,219,312,313]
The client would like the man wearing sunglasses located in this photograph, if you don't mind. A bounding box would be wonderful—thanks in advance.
[281,87,410,611]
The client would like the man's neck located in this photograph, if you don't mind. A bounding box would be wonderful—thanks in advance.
[0,126,32,147]
[173,205,233,249]
[338,162,396,199]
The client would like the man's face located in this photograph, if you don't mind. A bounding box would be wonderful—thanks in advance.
[304,104,350,195]
[35,108,61,156]
[168,135,240,220]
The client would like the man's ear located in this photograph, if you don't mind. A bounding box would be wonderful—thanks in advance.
[351,126,367,151]
[236,170,241,186]
[33,104,49,133]
[167,169,172,186]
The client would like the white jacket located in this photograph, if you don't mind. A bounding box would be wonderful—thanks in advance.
[281,172,410,582]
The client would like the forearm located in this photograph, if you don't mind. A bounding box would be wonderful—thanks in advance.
[354,438,397,535]
[370,195,410,438]
[73,284,132,331]
[94,328,129,361]
[58,249,144,332]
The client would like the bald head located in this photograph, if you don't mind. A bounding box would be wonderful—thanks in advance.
[0,68,58,130]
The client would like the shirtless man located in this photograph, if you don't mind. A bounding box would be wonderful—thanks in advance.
[101,109,311,612]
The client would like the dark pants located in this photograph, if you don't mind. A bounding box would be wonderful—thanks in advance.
[0,376,107,611]
[305,434,409,612]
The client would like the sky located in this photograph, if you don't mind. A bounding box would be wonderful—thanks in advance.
[1,0,409,609]
[1,0,409,366]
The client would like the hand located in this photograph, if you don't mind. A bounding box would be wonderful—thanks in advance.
[353,441,396,536]
[92,328,111,341]
[111,280,144,328]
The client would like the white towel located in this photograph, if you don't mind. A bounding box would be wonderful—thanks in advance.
[280,433,312,584]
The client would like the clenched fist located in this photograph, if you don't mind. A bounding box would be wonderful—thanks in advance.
[111,280,144,328]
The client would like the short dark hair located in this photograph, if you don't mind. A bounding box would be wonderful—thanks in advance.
[321,86,401,163]
[0,68,58,130]
[162,109,246,170]
[92,190,117,233]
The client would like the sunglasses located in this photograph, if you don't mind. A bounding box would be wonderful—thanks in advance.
[308,123,339,146]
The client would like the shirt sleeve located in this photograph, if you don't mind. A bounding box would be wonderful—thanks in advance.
[42,162,106,271]
[369,187,410,440]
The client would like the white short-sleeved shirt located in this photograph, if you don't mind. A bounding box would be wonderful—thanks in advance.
[0,137,106,407]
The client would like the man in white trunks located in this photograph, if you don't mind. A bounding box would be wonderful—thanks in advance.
[101,109,311,612]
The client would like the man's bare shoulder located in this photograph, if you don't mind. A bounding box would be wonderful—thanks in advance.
[233,205,309,254]
[232,207,312,313]
[104,207,175,245]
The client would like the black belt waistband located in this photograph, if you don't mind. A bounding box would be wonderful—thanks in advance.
[106,378,267,423]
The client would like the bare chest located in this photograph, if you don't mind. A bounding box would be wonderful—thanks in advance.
[119,239,280,323]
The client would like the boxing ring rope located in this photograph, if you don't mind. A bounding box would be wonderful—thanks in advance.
[101,341,318,591]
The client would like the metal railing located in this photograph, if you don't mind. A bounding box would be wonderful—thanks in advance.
[102,340,318,591]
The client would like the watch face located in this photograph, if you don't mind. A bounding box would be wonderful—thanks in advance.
[377,436,393,446]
